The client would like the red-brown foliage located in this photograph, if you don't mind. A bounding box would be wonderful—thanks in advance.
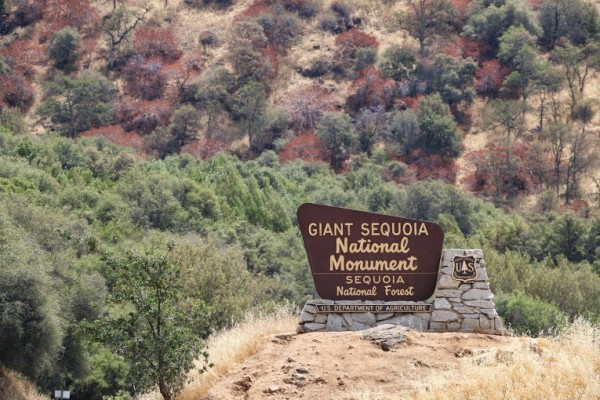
[465,141,537,198]
[0,39,45,76]
[181,138,228,159]
[261,44,280,73]
[279,132,328,164]
[0,40,41,112]
[335,29,378,59]
[283,87,337,133]
[123,56,166,100]
[528,0,543,11]
[40,0,99,42]
[236,0,272,21]
[81,125,145,151]
[335,29,379,49]
[394,96,420,111]
[114,98,172,135]
[442,36,489,62]
[569,199,592,218]
[451,0,471,16]
[162,50,205,100]
[475,60,510,95]
[0,74,35,112]
[347,66,397,112]
[133,27,182,62]
[399,149,457,184]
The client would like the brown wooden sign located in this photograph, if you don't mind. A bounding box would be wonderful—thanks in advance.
[297,203,444,301]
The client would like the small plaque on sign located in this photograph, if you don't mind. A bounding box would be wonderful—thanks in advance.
[315,304,432,313]
[451,254,478,282]
[297,203,444,301]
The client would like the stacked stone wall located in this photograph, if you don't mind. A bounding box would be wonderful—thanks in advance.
[298,249,504,334]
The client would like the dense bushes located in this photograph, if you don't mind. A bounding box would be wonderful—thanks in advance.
[496,291,567,335]
[1,120,600,396]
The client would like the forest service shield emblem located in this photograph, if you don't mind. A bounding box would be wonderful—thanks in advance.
[451,254,478,282]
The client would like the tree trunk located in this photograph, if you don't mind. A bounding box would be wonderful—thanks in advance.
[158,378,172,400]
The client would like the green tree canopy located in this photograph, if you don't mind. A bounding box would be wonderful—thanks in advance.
[538,0,600,49]
[464,0,540,53]
[379,44,418,81]
[86,244,207,400]
[48,27,81,72]
[37,72,114,138]
[417,93,461,158]
[429,55,477,107]
[400,0,457,63]
[316,112,356,171]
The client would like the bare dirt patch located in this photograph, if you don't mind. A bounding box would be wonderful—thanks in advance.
[203,328,523,400]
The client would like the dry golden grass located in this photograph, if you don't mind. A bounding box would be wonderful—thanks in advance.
[0,368,47,400]
[341,318,600,400]
[175,304,298,400]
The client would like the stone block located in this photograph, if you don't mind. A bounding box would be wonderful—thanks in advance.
[351,322,370,331]
[458,284,472,291]
[494,316,503,331]
[441,266,453,275]
[431,310,458,322]
[435,289,463,298]
[351,312,377,325]
[481,309,498,318]
[479,315,493,330]
[443,249,483,261]
[386,301,425,306]
[362,325,408,350]
[429,322,446,331]
[442,249,460,262]
[434,298,452,310]
[475,268,489,281]
[376,313,394,321]
[464,300,495,309]
[414,312,431,322]
[461,318,480,331]
[448,322,461,331]
[462,289,494,301]
[454,306,475,314]
[379,315,428,330]
[304,304,318,314]
[300,309,316,323]
[315,313,328,324]
[342,313,353,326]
[437,275,460,289]
[327,314,346,331]
[307,299,334,305]
[304,322,326,331]
[474,282,490,290]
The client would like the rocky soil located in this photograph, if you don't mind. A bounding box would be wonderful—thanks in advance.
[203,325,525,400]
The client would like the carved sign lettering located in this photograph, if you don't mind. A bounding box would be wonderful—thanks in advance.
[297,203,444,301]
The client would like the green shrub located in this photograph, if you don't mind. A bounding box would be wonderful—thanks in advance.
[496,291,567,335]
[48,27,81,72]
